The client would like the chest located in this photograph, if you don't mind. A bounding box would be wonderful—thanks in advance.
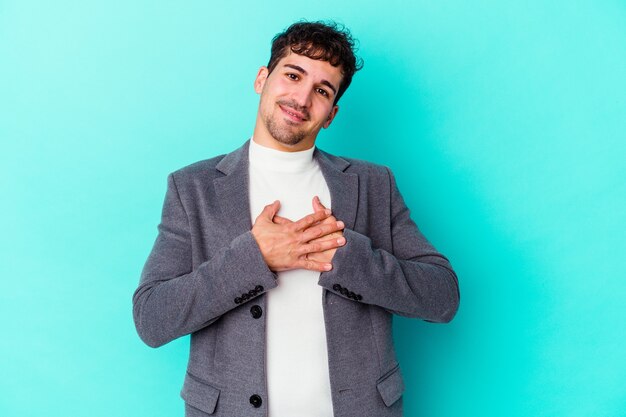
[248,165,332,222]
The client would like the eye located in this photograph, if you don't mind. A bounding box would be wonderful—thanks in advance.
[316,88,330,98]
[286,73,299,81]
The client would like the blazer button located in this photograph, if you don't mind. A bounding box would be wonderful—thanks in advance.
[249,394,262,408]
[248,289,256,297]
[234,297,242,304]
[348,291,356,299]
[356,294,363,301]
[241,293,249,300]
[333,284,342,292]
[250,305,262,319]
[340,288,349,296]
[255,285,264,293]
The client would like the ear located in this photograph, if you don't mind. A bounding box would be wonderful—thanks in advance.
[323,105,339,129]
[254,67,269,94]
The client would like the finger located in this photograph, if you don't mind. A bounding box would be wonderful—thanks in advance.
[307,230,343,243]
[273,214,292,225]
[295,258,333,272]
[306,209,337,228]
[312,196,327,212]
[296,236,346,256]
[301,220,345,242]
[292,208,332,232]
[256,200,280,222]
[310,214,337,227]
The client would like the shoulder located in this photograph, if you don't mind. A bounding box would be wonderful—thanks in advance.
[162,156,227,195]
[319,149,392,178]
[346,157,391,176]
[168,141,248,186]
[170,155,227,183]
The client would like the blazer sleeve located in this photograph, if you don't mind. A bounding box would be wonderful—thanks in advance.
[318,167,460,323]
[132,173,278,348]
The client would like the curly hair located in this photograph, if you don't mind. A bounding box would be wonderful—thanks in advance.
[267,20,364,104]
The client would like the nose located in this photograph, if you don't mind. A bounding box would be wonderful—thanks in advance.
[291,83,314,109]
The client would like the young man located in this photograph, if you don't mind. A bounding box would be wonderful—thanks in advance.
[133,21,459,417]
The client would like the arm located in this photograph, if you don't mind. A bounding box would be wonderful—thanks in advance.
[132,173,278,348]
[318,167,460,323]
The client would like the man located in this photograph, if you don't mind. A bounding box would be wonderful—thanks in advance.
[133,21,459,417]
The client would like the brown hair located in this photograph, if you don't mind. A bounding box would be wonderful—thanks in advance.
[267,20,364,104]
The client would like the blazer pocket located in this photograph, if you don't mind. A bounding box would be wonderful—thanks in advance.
[376,364,405,407]
[180,372,220,415]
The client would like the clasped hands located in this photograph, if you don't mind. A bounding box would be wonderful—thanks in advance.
[251,196,345,272]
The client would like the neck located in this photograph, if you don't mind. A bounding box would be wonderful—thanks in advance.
[252,118,316,152]
[249,137,316,173]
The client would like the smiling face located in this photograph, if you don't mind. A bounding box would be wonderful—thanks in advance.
[252,52,343,152]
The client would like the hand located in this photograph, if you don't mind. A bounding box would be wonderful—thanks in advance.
[306,196,345,264]
[274,196,344,265]
[251,200,346,272]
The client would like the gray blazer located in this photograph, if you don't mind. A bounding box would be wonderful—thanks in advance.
[133,140,459,417]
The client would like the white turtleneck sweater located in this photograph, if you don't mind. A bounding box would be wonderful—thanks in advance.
[248,138,333,417]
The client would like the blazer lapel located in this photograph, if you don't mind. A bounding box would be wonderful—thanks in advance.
[314,149,359,230]
[212,140,359,236]
[213,140,253,238]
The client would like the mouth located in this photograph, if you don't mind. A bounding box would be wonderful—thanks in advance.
[279,104,307,123]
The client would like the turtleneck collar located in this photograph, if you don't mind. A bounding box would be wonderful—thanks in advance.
[249,137,316,173]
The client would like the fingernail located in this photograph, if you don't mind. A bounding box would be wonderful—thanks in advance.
[337,237,345,245]
[324,264,332,271]
[337,221,344,228]
[325,209,331,215]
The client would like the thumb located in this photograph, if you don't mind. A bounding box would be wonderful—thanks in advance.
[273,214,292,225]
[257,200,280,222]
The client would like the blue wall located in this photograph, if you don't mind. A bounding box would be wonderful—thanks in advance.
[1,1,625,416]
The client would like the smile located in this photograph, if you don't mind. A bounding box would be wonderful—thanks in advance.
[279,104,307,122]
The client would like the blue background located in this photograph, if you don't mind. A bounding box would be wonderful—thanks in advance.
[1,1,625,416]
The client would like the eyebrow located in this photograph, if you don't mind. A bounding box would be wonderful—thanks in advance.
[284,63,338,96]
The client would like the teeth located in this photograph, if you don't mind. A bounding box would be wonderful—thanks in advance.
[281,105,303,120]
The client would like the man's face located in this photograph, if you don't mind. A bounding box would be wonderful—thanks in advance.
[253,51,343,151]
